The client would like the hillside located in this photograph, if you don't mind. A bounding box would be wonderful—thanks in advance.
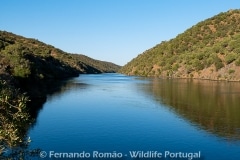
[0,30,121,98]
[120,9,240,81]
[0,31,120,78]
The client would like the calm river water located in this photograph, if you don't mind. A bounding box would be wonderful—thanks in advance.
[28,73,240,160]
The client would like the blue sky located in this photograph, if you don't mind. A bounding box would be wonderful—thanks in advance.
[1,0,239,65]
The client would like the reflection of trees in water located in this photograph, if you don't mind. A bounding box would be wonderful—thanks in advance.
[46,80,89,101]
[143,78,240,141]
[0,142,41,159]
[0,78,87,159]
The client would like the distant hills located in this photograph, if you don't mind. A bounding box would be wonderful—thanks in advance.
[120,9,240,81]
[0,31,120,98]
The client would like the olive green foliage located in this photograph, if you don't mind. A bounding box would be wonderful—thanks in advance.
[1,44,32,78]
[225,53,237,64]
[235,57,240,66]
[0,80,31,150]
[120,9,240,77]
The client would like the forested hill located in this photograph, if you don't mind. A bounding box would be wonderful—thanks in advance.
[0,30,121,99]
[0,30,120,80]
[120,9,240,81]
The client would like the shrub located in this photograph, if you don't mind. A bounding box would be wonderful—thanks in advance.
[206,57,214,67]
[214,57,224,70]
[225,53,237,64]
[0,40,4,49]
[235,58,240,66]
[228,69,235,74]
[13,65,31,78]
[213,45,221,53]
[172,63,179,71]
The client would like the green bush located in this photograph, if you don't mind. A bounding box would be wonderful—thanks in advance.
[228,39,239,51]
[172,63,179,71]
[13,65,31,78]
[225,53,237,64]
[213,45,221,53]
[228,69,235,74]
[214,57,224,70]
[192,59,204,71]
[235,58,240,66]
[0,40,4,49]
[206,57,214,67]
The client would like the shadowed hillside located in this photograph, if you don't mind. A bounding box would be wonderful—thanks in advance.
[0,31,120,79]
[0,30,121,96]
[120,9,240,81]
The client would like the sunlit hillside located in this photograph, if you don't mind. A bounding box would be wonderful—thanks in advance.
[120,9,240,81]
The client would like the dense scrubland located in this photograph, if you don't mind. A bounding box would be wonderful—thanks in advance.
[120,9,240,81]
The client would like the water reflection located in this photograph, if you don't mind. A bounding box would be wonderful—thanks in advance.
[142,78,240,141]
[26,77,90,132]
[3,74,240,159]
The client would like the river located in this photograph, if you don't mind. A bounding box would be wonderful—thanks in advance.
[27,73,240,160]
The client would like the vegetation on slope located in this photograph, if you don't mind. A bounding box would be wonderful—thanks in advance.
[0,31,120,79]
[120,9,240,81]
[0,30,121,98]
